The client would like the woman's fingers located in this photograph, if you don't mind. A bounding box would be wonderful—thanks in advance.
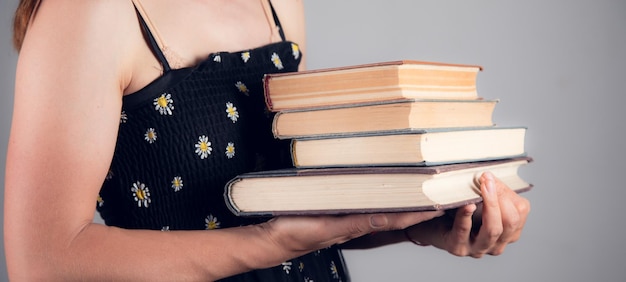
[470,172,503,257]
[490,177,531,254]
[488,195,519,255]
[445,204,476,256]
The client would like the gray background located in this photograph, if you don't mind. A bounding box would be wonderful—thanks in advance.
[1,0,625,281]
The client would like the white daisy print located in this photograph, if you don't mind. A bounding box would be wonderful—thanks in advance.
[241,51,250,63]
[225,102,239,123]
[195,135,212,159]
[97,195,104,207]
[131,181,151,208]
[213,54,222,63]
[120,111,128,123]
[144,128,157,144]
[225,142,235,159]
[271,52,284,70]
[205,214,221,230]
[330,260,339,279]
[154,93,174,115]
[282,261,292,274]
[299,261,304,272]
[291,43,300,60]
[171,176,183,192]
[304,277,314,282]
[161,226,170,231]
[234,81,249,95]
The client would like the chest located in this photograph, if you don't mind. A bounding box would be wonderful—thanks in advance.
[141,0,279,63]
[125,0,282,95]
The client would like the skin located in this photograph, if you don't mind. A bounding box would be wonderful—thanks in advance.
[4,0,530,280]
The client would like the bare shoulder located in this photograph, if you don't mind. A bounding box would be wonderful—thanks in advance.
[270,0,307,69]
[22,0,143,90]
[269,0,306,45]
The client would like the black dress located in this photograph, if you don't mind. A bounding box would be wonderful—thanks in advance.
[97,2,349,281]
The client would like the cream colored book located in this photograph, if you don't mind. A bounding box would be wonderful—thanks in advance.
[290,127,527,168]
[224,157,533,216]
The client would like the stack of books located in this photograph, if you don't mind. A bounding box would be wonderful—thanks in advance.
[224,60,533,216]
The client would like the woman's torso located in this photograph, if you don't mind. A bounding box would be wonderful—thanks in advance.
[97,1,349,281]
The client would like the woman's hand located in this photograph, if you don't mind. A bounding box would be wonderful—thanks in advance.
[405,171,531,258]
[258,210,445,257]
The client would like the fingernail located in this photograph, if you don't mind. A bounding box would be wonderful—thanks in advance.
[484,171,494,180]
[370,214,388,228]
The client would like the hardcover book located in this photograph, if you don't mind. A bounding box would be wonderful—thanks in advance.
[263,60,483,112]
[272,99,498,139]
[224,157,532,216]
[290,127,527,168]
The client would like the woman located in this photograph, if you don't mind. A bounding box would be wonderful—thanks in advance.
[5,0,530,281]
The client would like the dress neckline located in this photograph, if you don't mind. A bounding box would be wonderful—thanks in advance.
[131,0,286,72]
[122,40,299,107]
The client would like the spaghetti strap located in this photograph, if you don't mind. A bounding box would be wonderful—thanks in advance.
[131,0,172,72]
[268,1,286,41]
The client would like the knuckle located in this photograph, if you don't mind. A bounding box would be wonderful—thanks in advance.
[454,225,472,236]
[448,247,468,257]
[484,198,500,209]
[347,221,368,236]
[485,228,503,242]
[503,216,520,231]
[516,198,531,215]
[489,246,506,256]
[507,233,521,243]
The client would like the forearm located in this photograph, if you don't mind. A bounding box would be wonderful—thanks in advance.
[8,222,302,281]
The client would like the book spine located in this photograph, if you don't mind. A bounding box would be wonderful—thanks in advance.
[223,177,244,216]
[262,74,274,111]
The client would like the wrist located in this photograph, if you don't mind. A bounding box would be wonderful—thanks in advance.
[251,220,312,267]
